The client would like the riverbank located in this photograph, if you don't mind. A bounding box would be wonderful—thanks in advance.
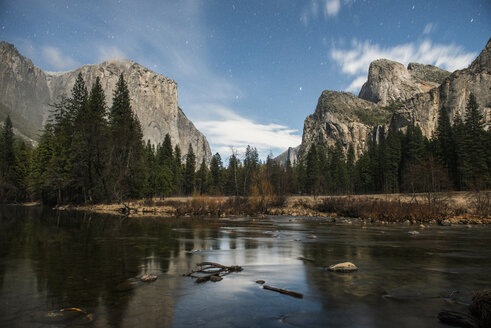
[61,191,491,225]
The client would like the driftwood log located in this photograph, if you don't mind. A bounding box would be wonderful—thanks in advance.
[183,262,243,283]
[263,285,303,299]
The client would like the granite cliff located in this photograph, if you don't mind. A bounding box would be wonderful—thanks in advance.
[0,41,211,164]
[296,37,490,162]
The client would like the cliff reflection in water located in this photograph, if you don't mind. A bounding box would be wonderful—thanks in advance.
[1,206,490,327]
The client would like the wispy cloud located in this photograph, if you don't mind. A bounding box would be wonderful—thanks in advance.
[346,76,367,92]
[195,105,302,159]
[301,0,351,25]
[423,23,435,35]
[41,46,78,71]
[331,39,477,92]
[97,45,126,62]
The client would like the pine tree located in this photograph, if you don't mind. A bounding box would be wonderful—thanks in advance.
[452,114,466,189]
[69,74,89,202]
[346,144,355,193]
[71,77,109,202]
[108,74,146,200]
[14,141,31,200]
[157,134,173,167]
[382,129,402,193]
[0,115,19,201]
[209,152,223,195]
[196,159,208,195]
[184,144,196,195]
[243,145,259,195]
[173,145,183,195]
[436,107,454,164]
[30,124,55,202]
[225,153,239,196]
[462,93,487,188]
[328,141,348,194]
[305,144,320,195]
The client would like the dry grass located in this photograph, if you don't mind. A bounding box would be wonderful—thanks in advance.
[71,191,490,223]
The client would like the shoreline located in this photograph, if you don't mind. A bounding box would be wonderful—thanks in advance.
[51,191,490,225]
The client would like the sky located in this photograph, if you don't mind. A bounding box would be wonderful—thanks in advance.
[1,0,490,160]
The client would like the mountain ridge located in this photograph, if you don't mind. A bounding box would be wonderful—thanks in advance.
[0,41,211,164]
[294,37,491,163]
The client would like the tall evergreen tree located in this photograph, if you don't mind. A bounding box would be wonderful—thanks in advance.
[346,144,355,193]
[173,145,183,195]
[71,77,109,202]
[108,74,146,200]
[184,144,196,195]
[195,159,208,195]
[225,153,239,196]
[305,144,320,195]
[209,152,223,194]
[243,145,259,195]
[452,114,467,189]
[0,115,18,201]
[382,129,402,193]
[462,93,488,188]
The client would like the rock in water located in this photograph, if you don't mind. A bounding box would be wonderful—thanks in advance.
[210,275,223,282]
[140,274,158,282]
[0,41,212,164]
[328,262,358,273]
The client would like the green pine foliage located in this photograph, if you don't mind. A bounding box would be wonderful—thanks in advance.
[2,84,489,204]
[184,144,196,195]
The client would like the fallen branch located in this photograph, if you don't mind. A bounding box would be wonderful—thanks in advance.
[183,262,243,283]
[263,285,303,299]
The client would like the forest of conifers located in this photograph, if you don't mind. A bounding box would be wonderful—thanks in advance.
[0,73,490,204]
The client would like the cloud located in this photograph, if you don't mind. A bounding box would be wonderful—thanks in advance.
[195,105,302,159]
[325,0,341,17]
[331,39,477,92]
[346,75,367,92]
[301,0,349,25]
[41,46,78,71]
[423,23,435,35]
[97,45,126,62]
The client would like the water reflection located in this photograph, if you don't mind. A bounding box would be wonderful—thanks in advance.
[0,207,490,327]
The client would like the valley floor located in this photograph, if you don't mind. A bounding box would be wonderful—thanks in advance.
[60,191,491,225]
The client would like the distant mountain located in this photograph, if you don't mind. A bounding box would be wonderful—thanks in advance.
[0,41,211,164]
[295,37,490,161]
[275,145,300,166]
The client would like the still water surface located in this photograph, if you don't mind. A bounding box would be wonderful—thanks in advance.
[0,206,490,327]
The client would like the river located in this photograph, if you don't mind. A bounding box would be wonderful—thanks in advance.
[0,205,489,327]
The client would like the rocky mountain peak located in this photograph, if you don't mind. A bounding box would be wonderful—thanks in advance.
[0,42,211,164]
[358,58,447,106]
[297,37,490,165]
[407,62,451,84]
[469,37,491,73]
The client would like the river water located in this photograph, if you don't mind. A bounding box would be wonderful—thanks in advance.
[0,205,490,327]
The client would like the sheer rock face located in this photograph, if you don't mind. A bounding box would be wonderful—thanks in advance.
[358,59,449,106]
[0,41,211,164]
[0,42,51,136]
[390,38,491,135]
[299,37,490,160]
[299,91,386,159]
[275,145,300,166]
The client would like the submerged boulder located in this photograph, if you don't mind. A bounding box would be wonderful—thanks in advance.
[328,262,358,272]
[140,274,158,282]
